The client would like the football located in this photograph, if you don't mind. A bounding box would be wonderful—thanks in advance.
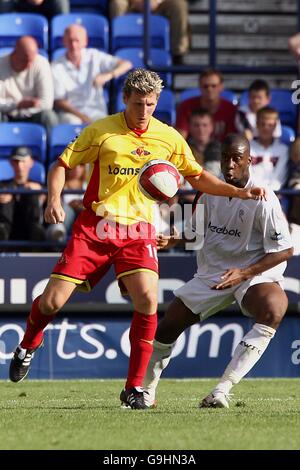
[138,160,181,201]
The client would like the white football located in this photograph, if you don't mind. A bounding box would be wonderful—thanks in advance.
[138,159,181,202]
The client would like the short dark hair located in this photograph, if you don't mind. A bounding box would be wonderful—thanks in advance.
[249,79,270,96]
[222,133,250,153]
[256,106,278,121]
[199,68,223,83]
[189,108,213,122]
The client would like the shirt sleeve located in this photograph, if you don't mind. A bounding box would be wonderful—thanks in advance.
[59,125,99,169]
[258,194,293,253]
[94,49,119,73]
[169,130,203,177]
[34,56,54,110]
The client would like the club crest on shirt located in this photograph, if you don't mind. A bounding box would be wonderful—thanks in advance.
[58,254,67,264]
[269,229,283,241]
[131,147,151,157]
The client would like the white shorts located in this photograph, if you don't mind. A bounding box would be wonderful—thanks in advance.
[174,265,285,321]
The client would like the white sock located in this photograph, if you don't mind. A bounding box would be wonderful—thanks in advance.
[143,339,174,406]
[214,323,276,394]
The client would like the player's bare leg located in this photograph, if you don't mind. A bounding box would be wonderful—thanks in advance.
[119,271,159,409]
[144,297,199,407]
[201,282,288,408]
[9,278,77,383]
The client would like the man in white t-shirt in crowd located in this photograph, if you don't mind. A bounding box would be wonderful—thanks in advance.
[250,107,289,191]
[143,133,293,409]
[0,36,58,133]
[51,24,132,124]
[236,80,282,141]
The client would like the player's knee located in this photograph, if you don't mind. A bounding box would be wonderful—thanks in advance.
[39,293,64,315]
[134,289,157,313]
[258,295,288,328]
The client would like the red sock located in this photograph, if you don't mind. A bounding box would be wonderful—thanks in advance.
[21,296,56,349]
[125,311,157,389]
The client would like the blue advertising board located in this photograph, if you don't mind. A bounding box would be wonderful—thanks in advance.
[0,253,300,306]
[0,254,299,379]
[0,315,299,379]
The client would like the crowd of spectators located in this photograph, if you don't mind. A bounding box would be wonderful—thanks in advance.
[0,1,299,251]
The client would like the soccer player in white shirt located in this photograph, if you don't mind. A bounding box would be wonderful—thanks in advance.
[144,133,293,408]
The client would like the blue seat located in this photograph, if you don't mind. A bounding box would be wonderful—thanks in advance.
[239,89,297,129]
[0,159,45,184]
[0,160,14,181]
[0,123,47,163]
[49,124,86,163]
[115,88,175,125]
[115,47,172,88]
[0,46,48,58]
[51,13,109,51]
[280,125,295,145]
[179,88,238,105]
[0,13,48,49]
[111,14,170,52]
[70,0,108,15]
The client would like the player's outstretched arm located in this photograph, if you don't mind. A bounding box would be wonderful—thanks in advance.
[186,169,266,200]
[44,160,66,224]
[212,248,294,290]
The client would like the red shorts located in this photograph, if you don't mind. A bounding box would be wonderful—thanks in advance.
[51,209,158,292]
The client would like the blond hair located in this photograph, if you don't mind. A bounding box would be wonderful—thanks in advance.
[123,68,164,98]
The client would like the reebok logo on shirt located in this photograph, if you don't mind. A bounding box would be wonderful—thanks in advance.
[208,221,241,237]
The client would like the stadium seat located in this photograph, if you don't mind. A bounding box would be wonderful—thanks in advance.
[280,125,295,145]
[0,46,48,58]
[70,0,108,15]
[115,47,172,88]
[0,13,48,49]
[179,88,238,105]
[0,158,45,184]
[0,159,14,181]
[111,14,170,52]
[50,13,109,52]
[239,89,297,129]
[0,123,47,163]
[115,88,176,125]
[49,124,86,163]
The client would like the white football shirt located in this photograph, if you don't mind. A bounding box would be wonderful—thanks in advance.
[193,176,292,284]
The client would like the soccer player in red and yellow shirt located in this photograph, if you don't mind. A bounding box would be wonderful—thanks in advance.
[9,69,265,409]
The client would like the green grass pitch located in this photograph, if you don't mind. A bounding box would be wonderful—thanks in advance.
[1,378,300,450]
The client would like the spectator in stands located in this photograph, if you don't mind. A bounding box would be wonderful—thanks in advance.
[176,69,237,142]
[46,163,86,242]
[0,146,45,242]
[250,107,289,191]
[109,0,190,65]
[0,36,58,134]
[236,79,282,141]
[288,137,300,225]
[0,0,69,19]
[187,108,221,176]
[52,24,132,124]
